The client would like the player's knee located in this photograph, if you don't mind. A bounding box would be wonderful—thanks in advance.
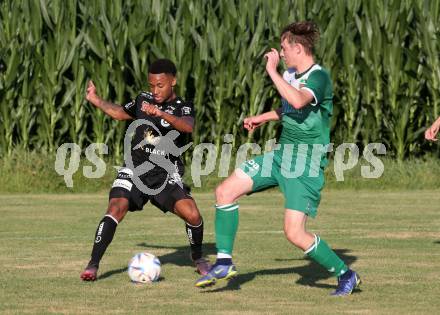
[284,227,304,247]
[215,183,234,204]
[106,199,128,222]
[185,210,202,226]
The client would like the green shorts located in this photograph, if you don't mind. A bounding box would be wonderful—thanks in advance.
[239,149,325,218]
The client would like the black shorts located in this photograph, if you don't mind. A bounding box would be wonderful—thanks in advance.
[109,167,193,213]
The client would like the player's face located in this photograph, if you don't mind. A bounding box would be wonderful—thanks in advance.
[148,73,176,104]
[280,38,300,68]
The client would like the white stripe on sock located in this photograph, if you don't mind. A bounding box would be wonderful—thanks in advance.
[217,253,232,259]
[105,214,119,225]
[216,203,238,210]
[186,219,203,228]
[216,205,239,212]
[304,234,319,254]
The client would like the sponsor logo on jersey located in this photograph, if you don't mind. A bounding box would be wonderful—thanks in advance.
[182,106,191,115]
[112,179,133,191]
[118,167,133,178]
[145,147,166,156]
[117,173,132,179]
[124,100,135,109]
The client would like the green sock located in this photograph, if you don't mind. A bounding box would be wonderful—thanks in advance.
[215,203,239,255]
[305,235,348,277]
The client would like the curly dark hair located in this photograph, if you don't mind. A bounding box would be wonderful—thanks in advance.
[281,21,320,55]
[149,59,177,76]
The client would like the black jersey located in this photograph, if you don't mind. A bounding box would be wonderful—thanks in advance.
[122,92,194,174]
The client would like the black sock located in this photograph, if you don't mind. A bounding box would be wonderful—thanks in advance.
[186,218,204,261]
[89,215,118,268]
[214,258,232,266]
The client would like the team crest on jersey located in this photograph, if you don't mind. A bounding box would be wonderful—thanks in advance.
[161,119,170,127]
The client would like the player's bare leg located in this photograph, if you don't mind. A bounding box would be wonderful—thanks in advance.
[284,209,360,295]
[195,169,253,287]
[81,198,129,281]
[283,209,315,250]
[215,168,254,204]
[173,199,211,275]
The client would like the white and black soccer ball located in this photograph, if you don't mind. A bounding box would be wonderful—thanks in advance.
[128,252,161,283]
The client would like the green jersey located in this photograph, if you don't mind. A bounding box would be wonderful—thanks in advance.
[239,65,333,216]
[279,64,333,147]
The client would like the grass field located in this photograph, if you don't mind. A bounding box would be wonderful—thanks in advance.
[1,190,439,314]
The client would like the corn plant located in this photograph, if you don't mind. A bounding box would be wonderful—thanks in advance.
[0,0,439,160]
[34,0,80,152]
[415,1,440,126]
[354,6,385,144]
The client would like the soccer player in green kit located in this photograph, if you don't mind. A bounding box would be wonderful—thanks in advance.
[196,21,361,296]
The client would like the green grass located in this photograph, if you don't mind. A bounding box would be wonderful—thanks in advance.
[0,190,439,314]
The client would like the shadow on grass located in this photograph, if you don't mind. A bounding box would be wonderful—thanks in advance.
[98,242,217,280]
[98,267,127,280]
[98,246,361,294]
[434,241,440,244]
[136,242,217,267]
[201,249,360,293]
[96,242,216,280]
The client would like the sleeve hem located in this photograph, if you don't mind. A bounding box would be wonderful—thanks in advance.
[301,87,318,106]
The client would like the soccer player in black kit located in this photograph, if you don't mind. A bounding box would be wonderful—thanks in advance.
[80,59,210,281]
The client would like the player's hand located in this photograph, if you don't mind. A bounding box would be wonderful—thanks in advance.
[264,48,280,74]
[85,80,100,104]
[244,116,264,132]
[425,122,439,141]
[141,102,162,117]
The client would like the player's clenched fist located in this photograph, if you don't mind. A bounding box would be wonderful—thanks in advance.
[141,101,162,117]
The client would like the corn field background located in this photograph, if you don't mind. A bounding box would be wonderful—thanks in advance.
[1,0,439,162]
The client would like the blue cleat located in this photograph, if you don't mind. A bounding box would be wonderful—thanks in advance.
[331,269,361,296]
[195,263,238,288]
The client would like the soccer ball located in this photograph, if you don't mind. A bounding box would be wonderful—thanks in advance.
[128,252,161,283]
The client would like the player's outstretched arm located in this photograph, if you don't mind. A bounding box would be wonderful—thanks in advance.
[243,108,282,132]
[425,116,440,142]
[85,80,132,121]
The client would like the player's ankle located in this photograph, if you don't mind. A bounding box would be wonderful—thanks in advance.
[87,260,99,269]
[214,258,233,266]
